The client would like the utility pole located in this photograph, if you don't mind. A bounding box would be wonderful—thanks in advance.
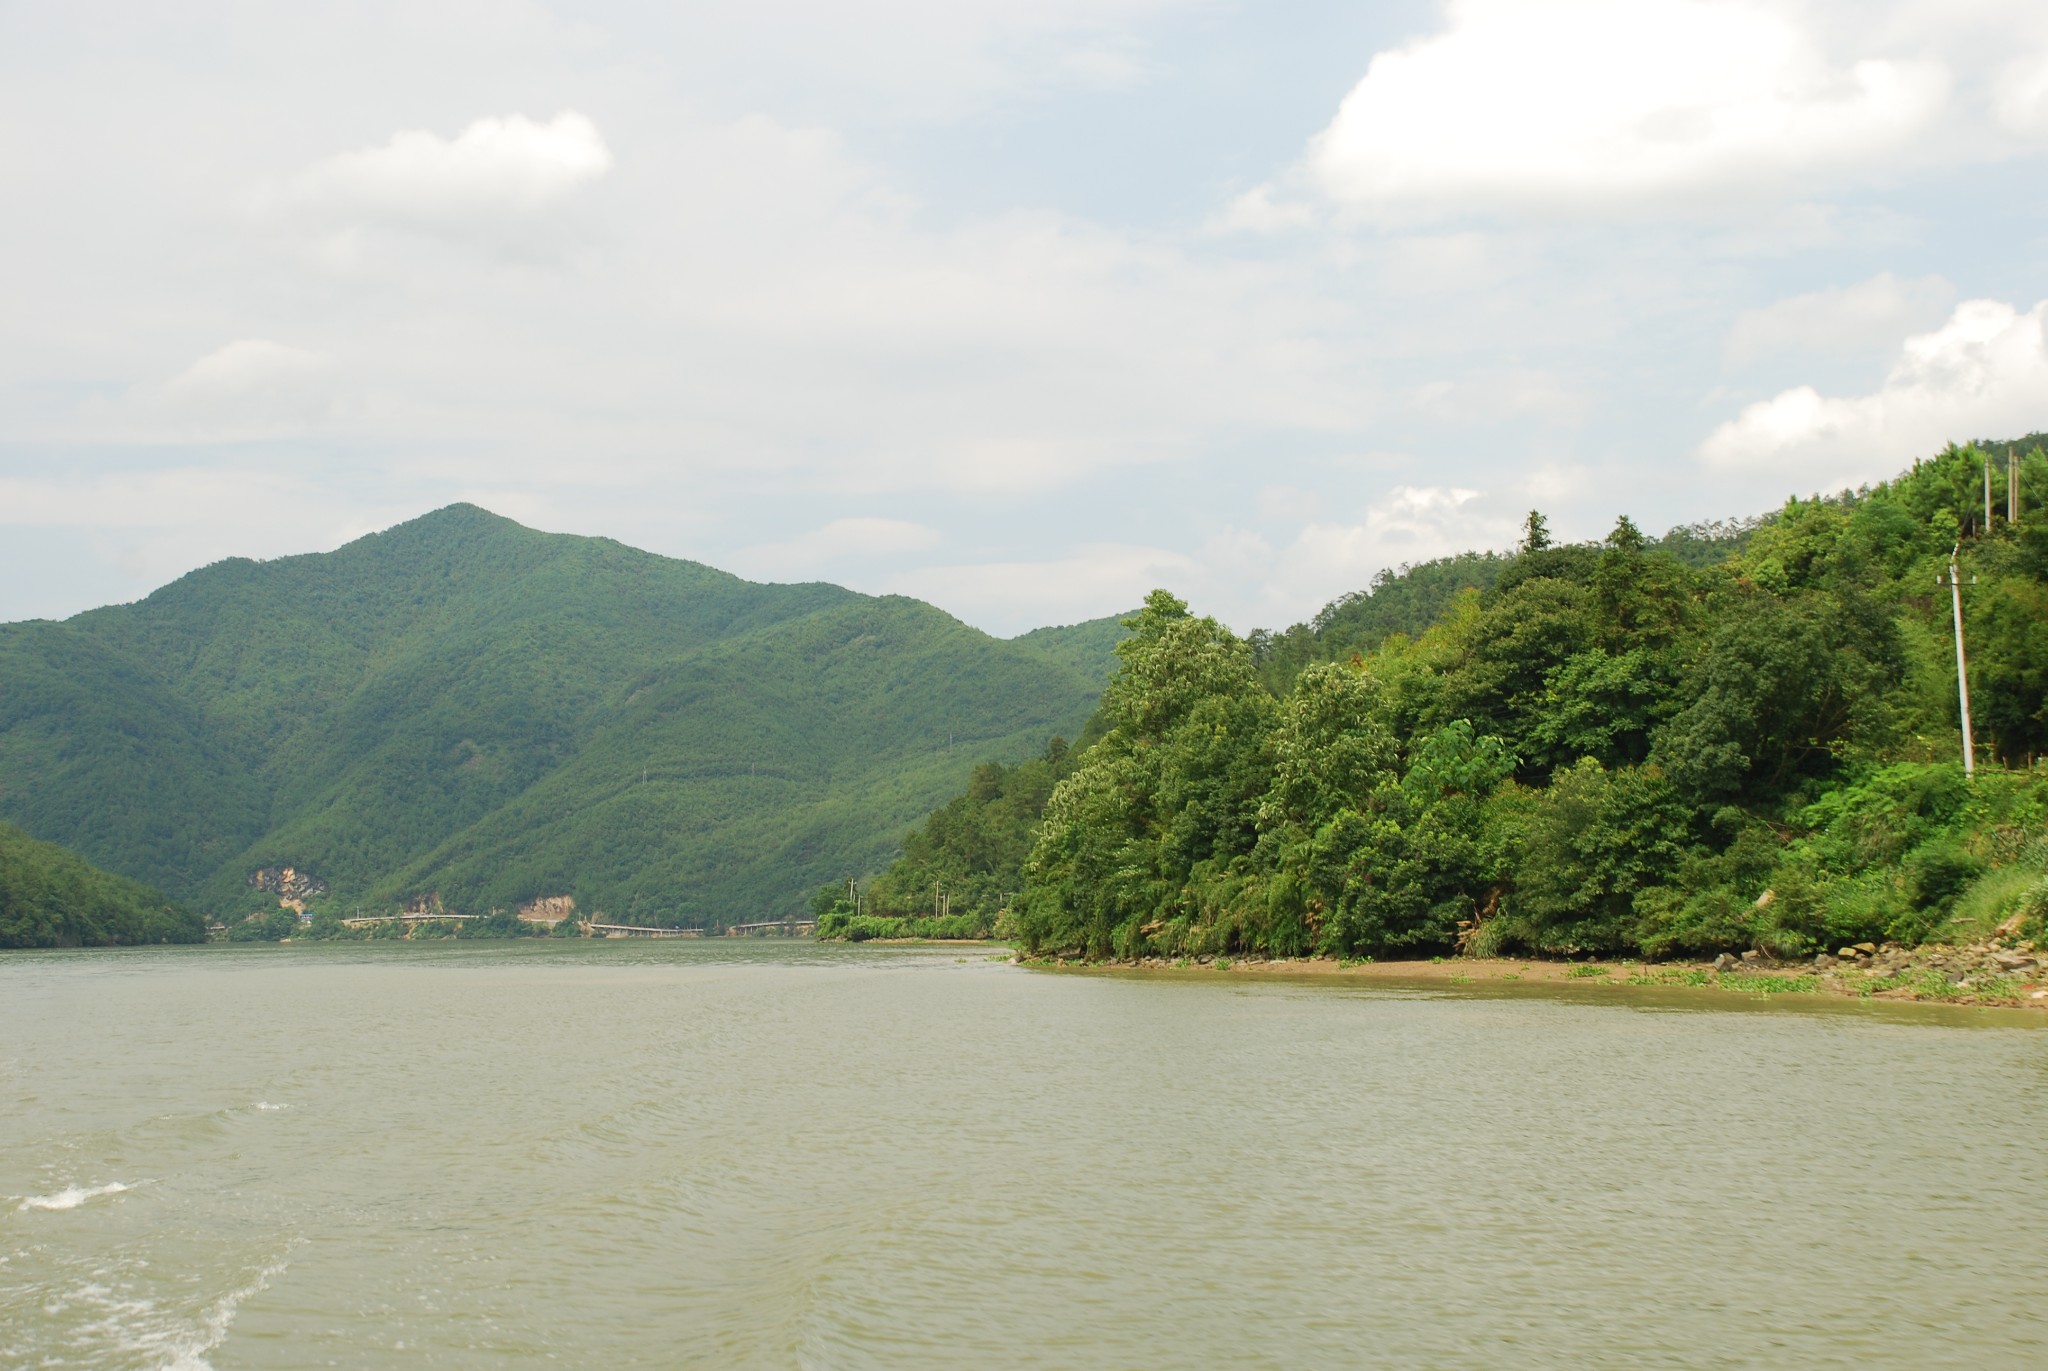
[1985,455,1994,531]
[1940,543,1977,777]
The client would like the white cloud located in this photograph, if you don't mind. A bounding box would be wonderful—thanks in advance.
[734,516,941,577]
[1994,50,2048,132]
[10,1,2048,633]
[1211,186,1318,235]
[1374,232,1503,293]
[1411,370,1587,425]
[1316,484,1491,556]
[1057,43,1156,91]
[618,0,1195,124]
[151,339,343,437]
[887,543,1198,633]
[0,463,399,598]
[163,338,327,401]
[1699,298,2048,486]
[1306,0,1950,219]
[1203,484,1520,628]
[1723,273,1955,367]
[287,111,612,229]
[1255,485,1323,524]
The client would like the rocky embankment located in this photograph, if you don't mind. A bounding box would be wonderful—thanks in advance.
[1741,932,2046,1004]
[1041,937,2048,1008]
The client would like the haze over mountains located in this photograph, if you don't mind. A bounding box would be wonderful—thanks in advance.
[0,506,1122,925]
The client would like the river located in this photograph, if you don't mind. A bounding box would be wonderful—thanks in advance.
[3,940,2044,1368]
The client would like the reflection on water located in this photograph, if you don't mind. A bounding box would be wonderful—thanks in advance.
[4,941,2045,1369]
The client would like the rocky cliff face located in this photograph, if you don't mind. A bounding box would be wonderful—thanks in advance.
[517,894,576,924]
[248,866,327,900]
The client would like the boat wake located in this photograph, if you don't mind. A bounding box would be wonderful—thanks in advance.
[143,1256,291,1371]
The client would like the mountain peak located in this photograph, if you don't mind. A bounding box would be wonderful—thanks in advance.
[379,501,530,541]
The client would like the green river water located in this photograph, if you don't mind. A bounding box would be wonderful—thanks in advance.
[2,940,2045,1368]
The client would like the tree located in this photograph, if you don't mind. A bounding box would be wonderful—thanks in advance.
[1503,760,1688,955]
[1019,591,1274,957]
[1650,588,1898,805]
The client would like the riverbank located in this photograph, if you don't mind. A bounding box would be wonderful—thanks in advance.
[1021,935,2048,1010]
[857,938,1008,947]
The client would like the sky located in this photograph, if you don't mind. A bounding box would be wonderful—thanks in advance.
[4,0,2047,635]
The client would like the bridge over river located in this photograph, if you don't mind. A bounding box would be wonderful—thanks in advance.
[588,920,817,939]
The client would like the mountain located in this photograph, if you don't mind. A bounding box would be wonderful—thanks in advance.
[0,506,1118,925]
[0,820,202,948]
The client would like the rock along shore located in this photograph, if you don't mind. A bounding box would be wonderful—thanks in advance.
[1023,935,2048,1011]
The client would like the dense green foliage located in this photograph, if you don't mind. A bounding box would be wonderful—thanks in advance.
[811,910,990,941]
[0,821,202,948]
[978,439,2048,960]
[1241,520,1757,696]
[810,736,1085,938]
[0,507,1118,927]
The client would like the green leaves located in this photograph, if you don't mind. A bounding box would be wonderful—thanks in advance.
[1650,586,1898,805]
[999,433,2048,962]
[1504,760,1688,955]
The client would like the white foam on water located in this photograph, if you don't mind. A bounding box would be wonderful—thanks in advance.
[130,1256,291,1371]
[18,1180,131,1211]
[253,1101,288,1110]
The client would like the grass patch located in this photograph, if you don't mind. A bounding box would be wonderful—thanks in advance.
[1941,864,2043,944]
[1717,972,1820,995]
[1626,968,1715,987]
[1565,964,1611,979]
[1870,968,2025,1002]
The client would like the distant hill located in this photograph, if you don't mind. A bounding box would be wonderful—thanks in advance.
[0,507,1116,926]
[0,821,202,948]
[1007,612,1133,683]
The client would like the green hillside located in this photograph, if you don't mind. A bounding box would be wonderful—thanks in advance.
[844,437,2048,964]
[1008,613,1132,683]
[0,507,1113,925]
[0,821,202,948]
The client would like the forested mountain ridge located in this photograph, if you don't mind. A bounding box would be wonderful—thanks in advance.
[845,438,2048,963]
[0,506,1118,926]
